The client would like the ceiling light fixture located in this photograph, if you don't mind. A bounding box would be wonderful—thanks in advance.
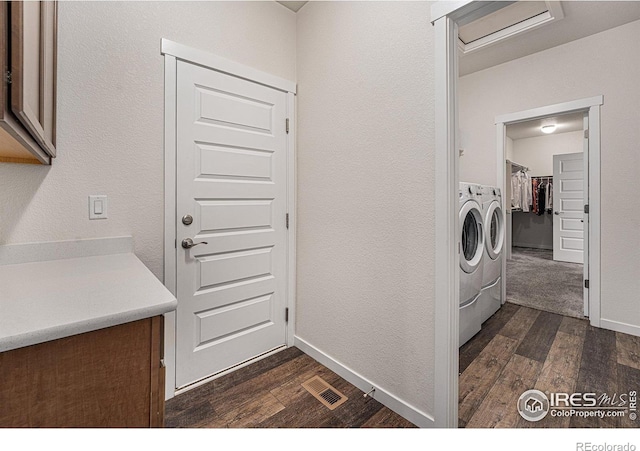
[541,124,557,134]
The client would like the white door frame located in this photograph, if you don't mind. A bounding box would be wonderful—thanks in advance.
[433,12,461,428]
[496,97,603,328]
[433,2,603,428]
[161,39,297,399]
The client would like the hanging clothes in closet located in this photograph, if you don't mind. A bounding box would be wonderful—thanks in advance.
[545,179,553,213]
[530,176,553,215]
[532,177,539,214]
[511,170,532,212]
[537,181,546,215]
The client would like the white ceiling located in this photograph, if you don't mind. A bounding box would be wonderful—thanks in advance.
[460,1,640,75]
[506,111,584,140]
[277,1,308,12]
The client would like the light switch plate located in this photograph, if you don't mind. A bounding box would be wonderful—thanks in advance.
[89,195,108,220]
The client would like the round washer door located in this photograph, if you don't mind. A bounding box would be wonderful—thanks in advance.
[460,200,484,274]
[485,200,504,260]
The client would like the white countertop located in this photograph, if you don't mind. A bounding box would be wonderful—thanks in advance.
[0,237,177,352]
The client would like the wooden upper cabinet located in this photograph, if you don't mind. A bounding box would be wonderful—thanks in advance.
[0,1,57,165]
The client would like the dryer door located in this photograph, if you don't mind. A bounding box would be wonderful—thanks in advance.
[485,200,504,260]
[460,200,484,273]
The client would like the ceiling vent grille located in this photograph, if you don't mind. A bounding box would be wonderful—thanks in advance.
[458,1,564,54]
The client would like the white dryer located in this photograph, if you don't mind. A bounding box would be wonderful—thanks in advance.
[478,185,504,323]
[459,182,484,347]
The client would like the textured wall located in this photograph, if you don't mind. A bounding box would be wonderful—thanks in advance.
[0,1,296,279]
[511,131,583,177]
[505,136,514,162]
[459,20,640,328]
[296,1,436,419]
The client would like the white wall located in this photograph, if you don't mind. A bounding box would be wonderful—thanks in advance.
[505,136,514,162]
[511,131,583,177]
[296,1,435,424]
[0,1,296,279]
[459,20,640,330]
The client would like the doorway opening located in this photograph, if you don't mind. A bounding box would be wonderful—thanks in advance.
[495,97,602,327]
[433,1,606,427]
[504,111,588,319]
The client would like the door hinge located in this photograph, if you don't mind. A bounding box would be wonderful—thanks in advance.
[286,213,289,229]
[584,279,589,289]
[285,308,289,323]
[584,204,589,214]
[174,239,177,249]
[286,118,290,134]
[4,71,11,84]
[584,129,589,139]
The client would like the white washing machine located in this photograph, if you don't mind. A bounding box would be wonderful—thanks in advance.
[459,182,484,347]
[478,185,504,323]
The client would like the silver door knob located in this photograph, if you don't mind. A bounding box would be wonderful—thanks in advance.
[554,211,560,215]
[181,238,208,249]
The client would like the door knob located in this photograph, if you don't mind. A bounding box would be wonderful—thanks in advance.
[554,211,560,215]
[181,238,208,249]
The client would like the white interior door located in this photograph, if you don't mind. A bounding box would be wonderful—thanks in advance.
[176,60,288,388]
[553,152,584,264]
[582,114,589,316]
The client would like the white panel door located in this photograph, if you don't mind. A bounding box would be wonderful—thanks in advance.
[176,61,288,388]
[553,152,584,264]
[582,114,589,316]
[505,160,512,260]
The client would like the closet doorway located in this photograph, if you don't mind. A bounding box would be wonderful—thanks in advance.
[496,97,603,321]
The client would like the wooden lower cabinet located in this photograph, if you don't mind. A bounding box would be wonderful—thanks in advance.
[0,316,165,427]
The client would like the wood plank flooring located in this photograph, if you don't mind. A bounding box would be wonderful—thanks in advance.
[165,347,416,428]
[460,302,640,428]
[166,303,640,429]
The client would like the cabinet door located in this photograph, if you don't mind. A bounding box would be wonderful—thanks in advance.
[10,1,57,157]
[0,317,162,427]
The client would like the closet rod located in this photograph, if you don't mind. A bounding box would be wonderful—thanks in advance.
[507,159,529,172]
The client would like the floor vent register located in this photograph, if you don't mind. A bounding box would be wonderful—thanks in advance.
[301,375,348,410]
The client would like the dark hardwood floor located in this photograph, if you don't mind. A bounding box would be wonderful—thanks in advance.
[166,303,640,429]
[459,302,640,428]
[165,347,416,428]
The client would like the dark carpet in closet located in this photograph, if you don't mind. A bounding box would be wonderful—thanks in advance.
[506,247,584,319]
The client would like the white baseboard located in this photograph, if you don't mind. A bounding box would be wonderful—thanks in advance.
[600,318,640,337]
[294,336,435,428]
